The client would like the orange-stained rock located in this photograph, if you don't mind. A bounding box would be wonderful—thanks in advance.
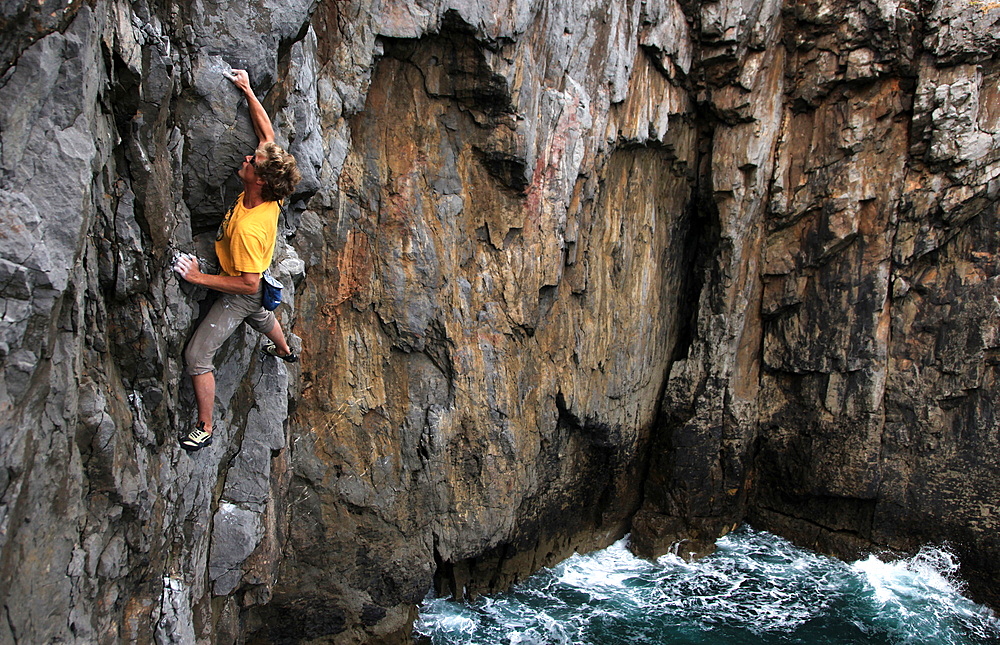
[3,0,1000,642]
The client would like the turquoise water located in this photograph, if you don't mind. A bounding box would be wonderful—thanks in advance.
[414,527,1000,645]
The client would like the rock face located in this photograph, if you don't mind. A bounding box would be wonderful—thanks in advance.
[0,1,309,642]
[1,0,999,643]
[747,0,1000,610]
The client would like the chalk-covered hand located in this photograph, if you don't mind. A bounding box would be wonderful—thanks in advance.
[229,69,251,93]
[173,253,202,282]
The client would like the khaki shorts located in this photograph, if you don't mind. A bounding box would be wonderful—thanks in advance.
[184,288,276,376]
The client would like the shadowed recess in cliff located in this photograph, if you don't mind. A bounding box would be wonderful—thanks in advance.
[378,12,525,194]
[381,11,515,118]
[628,106,737,562]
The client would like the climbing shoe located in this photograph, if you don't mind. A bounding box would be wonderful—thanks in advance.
[180,422,213,452]
[262,343,299,363]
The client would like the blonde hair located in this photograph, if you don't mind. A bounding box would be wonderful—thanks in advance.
[255,142,302,202]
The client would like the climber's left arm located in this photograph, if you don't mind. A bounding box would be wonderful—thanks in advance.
[228,69,275,145]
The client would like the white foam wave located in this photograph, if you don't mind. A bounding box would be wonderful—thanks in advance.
[850,545,1000,644]
[852,546,963,604]
[416,528,1000,645]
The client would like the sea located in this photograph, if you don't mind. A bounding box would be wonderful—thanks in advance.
[414,526,1000,645]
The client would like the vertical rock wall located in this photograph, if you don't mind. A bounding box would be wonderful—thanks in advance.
[268,3,699,641]
[0,0,313,641]
[745,0,1000,610]
[1,0,1000,642]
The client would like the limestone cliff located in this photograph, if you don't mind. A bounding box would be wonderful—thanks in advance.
[1,0,999,643]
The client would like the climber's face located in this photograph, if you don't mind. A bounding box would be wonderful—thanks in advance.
[238,151,265,184]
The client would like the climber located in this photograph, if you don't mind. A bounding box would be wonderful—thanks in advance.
[174,68,303,452]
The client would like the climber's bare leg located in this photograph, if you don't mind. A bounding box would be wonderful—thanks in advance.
[191,372,215,434]
[264,319,293,357]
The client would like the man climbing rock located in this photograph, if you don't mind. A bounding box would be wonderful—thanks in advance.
[174,69,302,452]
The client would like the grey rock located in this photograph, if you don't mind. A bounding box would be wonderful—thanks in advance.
[156,577,197,645]
[3,0,1000,642]
[209,502,264,595]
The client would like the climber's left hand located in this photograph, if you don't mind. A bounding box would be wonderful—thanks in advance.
[173,254,202,282]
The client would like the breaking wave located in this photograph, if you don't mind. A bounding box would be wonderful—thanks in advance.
[415,527,1000,645]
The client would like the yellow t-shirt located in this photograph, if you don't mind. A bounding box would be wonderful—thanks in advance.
[215,193,279,277]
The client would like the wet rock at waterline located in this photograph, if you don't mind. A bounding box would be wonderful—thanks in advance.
[1,0,999,642]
